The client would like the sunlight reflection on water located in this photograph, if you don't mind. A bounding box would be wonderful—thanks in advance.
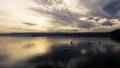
[0,36,120,68]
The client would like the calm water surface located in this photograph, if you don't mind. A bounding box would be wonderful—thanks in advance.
[0,36,120,68]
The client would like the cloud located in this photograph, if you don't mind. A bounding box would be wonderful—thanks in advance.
[22,22,37,26]
[31,0,95,29]
[88,17,101,22]
[30,0,120,32]
[32,7,96,30]
[48,29,79,32]
[49,9,80,25]
[77,21,96,29]
[0,0,120,32]
[102,21,114,26]
[34,0,63,6]
[78,0,120,18]
[103,0,120,17]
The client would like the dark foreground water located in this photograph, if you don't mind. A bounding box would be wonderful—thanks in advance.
[0,36,120,68]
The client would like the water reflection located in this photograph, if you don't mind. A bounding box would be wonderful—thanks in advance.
[0,37,52,67]
[0,37,120,68]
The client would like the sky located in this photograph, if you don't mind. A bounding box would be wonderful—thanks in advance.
[0,0,120,33]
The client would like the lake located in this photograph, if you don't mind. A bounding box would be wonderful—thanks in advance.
[0,36,120,68]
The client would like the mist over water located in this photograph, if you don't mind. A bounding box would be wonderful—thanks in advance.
[0,36,120,68]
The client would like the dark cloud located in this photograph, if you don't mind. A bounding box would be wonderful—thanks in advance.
[94,18,101,22]
[78,0,111,18]
[102,21,114,26]
[88,17,94,20]
[77,21,96,29]
[23,22,37,26]
[88,17,100,22]
[103,0,120,17]
[78,0,120,18]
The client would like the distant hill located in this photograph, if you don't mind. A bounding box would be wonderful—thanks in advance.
[110,29,120,41]
[110,29,120,36]
[0,32,110,37]
[0,29,120,37]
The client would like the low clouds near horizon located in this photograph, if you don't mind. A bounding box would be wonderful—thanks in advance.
[0,0,120,33]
